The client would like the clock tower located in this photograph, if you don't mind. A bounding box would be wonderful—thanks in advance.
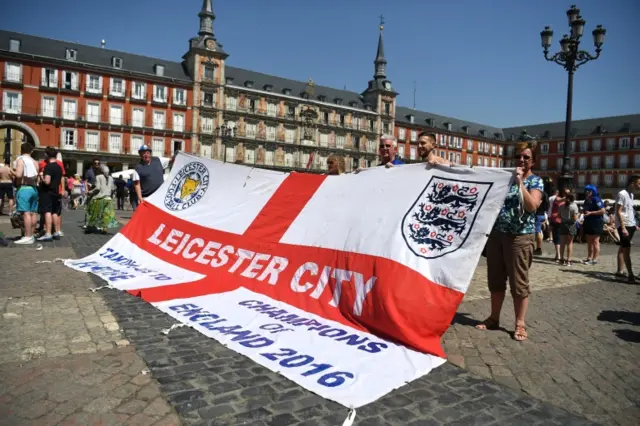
[361,18,398,163]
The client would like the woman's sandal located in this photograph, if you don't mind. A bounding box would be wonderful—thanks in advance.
[514,324,528,341]
[475,317,500,331]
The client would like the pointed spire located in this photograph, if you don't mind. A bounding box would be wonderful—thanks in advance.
[374,17,387,80]
[198,0,215,37]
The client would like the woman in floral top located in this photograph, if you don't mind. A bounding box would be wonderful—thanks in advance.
[476,141,544,341]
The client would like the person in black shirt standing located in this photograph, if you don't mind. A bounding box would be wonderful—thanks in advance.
[113,176,127,210]
[133,145,164,202]
[38,146,63,241]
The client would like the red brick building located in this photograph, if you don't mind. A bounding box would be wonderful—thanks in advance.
[0,34,194,176]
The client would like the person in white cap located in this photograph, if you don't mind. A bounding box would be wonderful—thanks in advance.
[132,145,164,201]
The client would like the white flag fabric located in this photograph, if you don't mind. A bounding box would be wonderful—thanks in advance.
[65,153,513,408]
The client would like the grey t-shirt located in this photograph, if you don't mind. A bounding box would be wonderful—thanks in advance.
[559,202,579,222]
[133,157,164,198]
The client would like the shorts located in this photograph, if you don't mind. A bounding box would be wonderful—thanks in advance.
[16,186,38,213]
[534,215,546,234]
[583,220,604,236]
[551,223,561,245]
[0,182,14,200]
[40,191,62,215]
[560,221,577,237]
[618,226,636,248]
[486,231,535,298]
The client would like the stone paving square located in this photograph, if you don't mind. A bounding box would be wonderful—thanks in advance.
[0,209,638,425]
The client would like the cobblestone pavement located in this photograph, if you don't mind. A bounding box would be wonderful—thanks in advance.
[3,209,634,425]
[0,219,179,425]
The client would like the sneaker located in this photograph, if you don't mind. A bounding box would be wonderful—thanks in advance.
[57,231,64,237]
[534,249,543,256]
[37,234,53,242]
[15,236,35,245]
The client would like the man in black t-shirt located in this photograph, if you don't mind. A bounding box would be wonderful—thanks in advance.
[37,146,63,242]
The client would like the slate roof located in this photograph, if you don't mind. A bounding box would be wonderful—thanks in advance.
[224,67,368,110]
[395,106,505,140]
[0,30,192,82]
[502,114,640,141]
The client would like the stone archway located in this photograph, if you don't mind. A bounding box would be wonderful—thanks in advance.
[0,121,40,147]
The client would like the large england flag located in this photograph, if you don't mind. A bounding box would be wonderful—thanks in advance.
[66,153,513,408]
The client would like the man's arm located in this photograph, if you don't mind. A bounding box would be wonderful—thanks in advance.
[615,202,628,235]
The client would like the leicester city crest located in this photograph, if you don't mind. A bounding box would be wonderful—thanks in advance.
[401,176,492,259]
[164,162,210,211]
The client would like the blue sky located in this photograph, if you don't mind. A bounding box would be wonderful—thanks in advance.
[3,0,638,127]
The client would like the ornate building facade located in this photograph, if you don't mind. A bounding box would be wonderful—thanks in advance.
[0,0,638,193]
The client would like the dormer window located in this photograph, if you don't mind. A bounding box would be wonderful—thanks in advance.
[318,95,327,102]
[244,80,253,88]
[510,134,516,141]
[461,125,469,134]
[544,130,551,138]
[154,64,164,77]
[263,84,273,92]
[595,125,603,134]
[444,122,452,131]
[301,92,309,99]
[334,98,343,105]
[9,39,20,52]
[365,105,372,111]
[225,77,234,85]
[349,101,358,107]
[494,132,502,140]
[112,57,123,69]
[66,49,77,61]
[425,118,435,127]
[479,129,487,137]
[282,88,291,95]
[407,114,415,123]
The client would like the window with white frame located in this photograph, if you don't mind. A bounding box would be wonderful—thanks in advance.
[132,108,145,127]
[62,71,78,90]
[540,158,548,170]
[266,126,276,141]
[152,137,164,154]
[491,158,496,167]
[604,174,613,187]
[153,111,165,129]
[246,123,257,138]
[319,133,329,147]
[65,49,77,61]
[398,144,405,158]
[225,96,237,111]
[410,146,417,160]
[86,75,102,93]
[591,156,601,169]
[203,66,215,81]
[86,102,100,122]
[367,140,376,153]
[410,130,417,141]
[86,131,100,152]
[578,157,586,169]
[617,174,627,187]
[153,85,167,103]
[244,148,255,164]
[109,105,123,125]
[132,82,146,100]
[558,142,564,154]
[173,113,185,132]
[635,153,640,168]
[580,140,588,152]
[202,91,215,107]
[267,103,277,117]
[285,128,296,143]
[62,99,76,119]
[619,137,630,149]
[172,140,183,154]
[606,138,616,151]
[336,134,345,149]
[466,156,472,166]
[634,137,640,149]
[41,68,58,87]
[41,96,56,117]
[173,88,186,105]
[467,139,473,151]
[4,63,22,82]
[398,128,405,140]
[498,146,503,156]
[352,116,359,129]
[201,117,213,134]
[556,158,563,170]
[483,157,489,167]
[108,133,122,154]
[506,145,514,156]
[265,151,274,166]
[605,155,614,168]
[591,174,599,185]
[61,128,77,148]
[112,57,123,69]
[130,135,143,154]
[225,146,236,163]
[577,174,586,186]
[477,157,482,166]
[619,154,628,168]
[592,139,602,151]
[110,78,124,96]
[540,143,549,154]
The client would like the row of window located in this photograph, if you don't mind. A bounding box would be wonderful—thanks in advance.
[59,128,183,155]
[2,92,187,132]
[539,154,640,170]
[536,137,640,154]
[397,128,503,155]
[4,63,187,105]
[573,173,633,188]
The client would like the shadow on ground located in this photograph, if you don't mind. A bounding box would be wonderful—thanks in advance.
[597,310,640,343]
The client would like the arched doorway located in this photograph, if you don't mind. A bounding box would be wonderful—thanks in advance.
[0,121,40,164]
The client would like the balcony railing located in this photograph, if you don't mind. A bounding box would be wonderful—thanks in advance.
[3,71,22,83]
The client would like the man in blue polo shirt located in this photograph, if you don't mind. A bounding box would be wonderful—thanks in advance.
[379,135,404,168]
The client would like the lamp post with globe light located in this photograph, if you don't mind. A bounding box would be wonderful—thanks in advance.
[540,5,606,191]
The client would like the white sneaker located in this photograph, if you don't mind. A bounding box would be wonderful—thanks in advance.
[15,236,35,245]
[56,231,64,237]
[37,234,53,242]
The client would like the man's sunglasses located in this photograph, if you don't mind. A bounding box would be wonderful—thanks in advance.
[514,154,531,161]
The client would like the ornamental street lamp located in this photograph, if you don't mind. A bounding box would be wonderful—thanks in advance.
[540,5,606,191]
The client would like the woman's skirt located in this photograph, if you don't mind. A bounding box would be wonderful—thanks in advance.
[86,198,118,230]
